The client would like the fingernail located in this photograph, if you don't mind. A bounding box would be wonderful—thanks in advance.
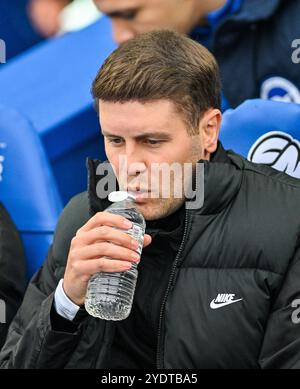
[123,219,132,228]
[131,239,139,249]
[132,253,140,262]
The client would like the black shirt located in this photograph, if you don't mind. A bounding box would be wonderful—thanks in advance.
[103,205,185,369]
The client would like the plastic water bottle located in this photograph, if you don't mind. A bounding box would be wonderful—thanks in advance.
[85,191,146,321]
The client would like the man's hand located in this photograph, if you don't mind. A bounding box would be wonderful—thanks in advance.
[63,212,152,306]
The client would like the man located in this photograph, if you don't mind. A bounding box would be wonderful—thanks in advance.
[94,0,300,108]
[28,0,72,37]
[1,30,300,369]
[0,204,26,350]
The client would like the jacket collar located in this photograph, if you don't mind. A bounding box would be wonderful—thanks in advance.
[224,0,281,23]
[87,142,244,218]
[212,0,281,50]
[187,142,243,215]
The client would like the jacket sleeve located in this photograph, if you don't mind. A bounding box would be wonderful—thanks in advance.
[259,241,300,369]
[0,193,91,369]
[0,204,27,349]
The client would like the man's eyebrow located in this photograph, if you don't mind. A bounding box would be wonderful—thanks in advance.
[101,130,119,137]
[102,131,172,140]
[134,132,172,141]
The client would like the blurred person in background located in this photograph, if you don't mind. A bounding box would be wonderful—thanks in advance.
[0,0,71,61]
[29,0,101,36]
[0,0,45,60]
[94,0,300,109]
[0,0,100,61]
[28,0,72,37]
[0,204,26,350]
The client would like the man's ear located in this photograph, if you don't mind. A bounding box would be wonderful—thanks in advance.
[199,108,222,159]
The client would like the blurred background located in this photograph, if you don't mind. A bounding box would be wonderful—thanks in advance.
[0,0,101,60]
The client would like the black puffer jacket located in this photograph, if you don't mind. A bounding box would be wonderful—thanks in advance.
[0,204,26,350]
[1,144,300,369]
[208,0,300,107]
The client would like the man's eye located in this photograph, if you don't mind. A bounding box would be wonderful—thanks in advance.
[146,139,162,146]
[120,10,137,20]
[108,138,124,145]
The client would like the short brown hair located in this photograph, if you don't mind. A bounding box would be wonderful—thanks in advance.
[92,30,221,134]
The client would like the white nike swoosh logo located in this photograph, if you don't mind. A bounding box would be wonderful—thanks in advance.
[210,298,243,310]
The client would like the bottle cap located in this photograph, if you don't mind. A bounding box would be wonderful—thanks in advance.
[108,191,136,202]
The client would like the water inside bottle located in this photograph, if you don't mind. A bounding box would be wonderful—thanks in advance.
[85,208,145,321]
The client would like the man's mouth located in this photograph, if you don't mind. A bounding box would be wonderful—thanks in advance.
[128,188,148,196]
[126,188,152,202]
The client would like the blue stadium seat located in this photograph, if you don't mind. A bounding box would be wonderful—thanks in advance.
[0,17,117,277]
[0,17,114,205]
[220,99,300,178]
[0,105,63,278]
[0,0,45,61]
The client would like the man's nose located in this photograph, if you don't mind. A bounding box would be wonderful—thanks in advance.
[127,162,147,177]
[112,20,136,45]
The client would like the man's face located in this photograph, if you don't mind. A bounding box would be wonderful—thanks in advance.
[99,100,208,220]
[94,0,206,44]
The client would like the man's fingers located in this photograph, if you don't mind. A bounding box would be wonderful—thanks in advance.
[72,243,140,263]
[76,258,133,276]
[76,213,152,250]
[77,226,136,250]
[143,234,152,248]
[79,212,132,233]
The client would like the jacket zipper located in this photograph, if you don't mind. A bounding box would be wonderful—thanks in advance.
[156,210,189,369]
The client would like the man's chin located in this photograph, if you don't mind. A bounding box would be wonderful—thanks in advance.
[135,198,184,221]
[134,201,160,221]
